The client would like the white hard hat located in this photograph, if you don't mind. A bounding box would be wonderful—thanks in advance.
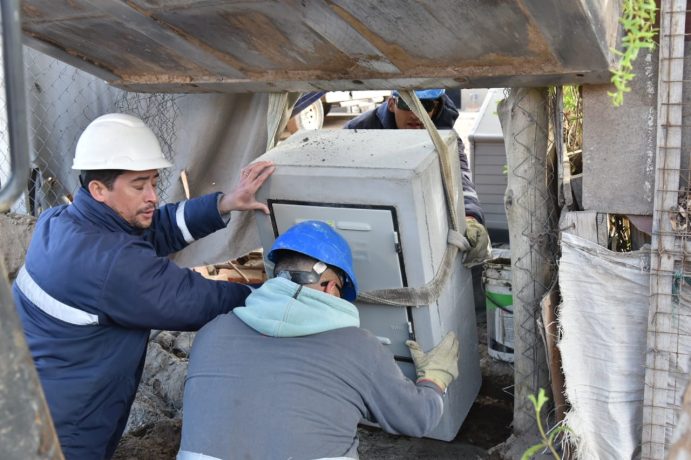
[72,113,173,171]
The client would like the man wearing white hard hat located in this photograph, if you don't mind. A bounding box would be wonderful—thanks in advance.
[12,113,274,460]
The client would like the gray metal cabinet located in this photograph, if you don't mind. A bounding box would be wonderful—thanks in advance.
[255,129,481,441]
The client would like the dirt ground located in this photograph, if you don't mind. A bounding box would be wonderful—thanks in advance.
[113,308,514,460]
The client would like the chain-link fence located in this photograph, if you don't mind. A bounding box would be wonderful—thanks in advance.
[0,45,181,216]
[642,1,691,457]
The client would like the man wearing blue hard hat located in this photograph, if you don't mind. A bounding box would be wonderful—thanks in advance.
[178,220,460,460]
[345,88,490,267]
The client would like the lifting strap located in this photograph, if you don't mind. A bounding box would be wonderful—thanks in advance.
[357,90,469,307]
[357,228,470,306]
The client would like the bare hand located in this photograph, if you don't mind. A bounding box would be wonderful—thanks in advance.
[219,160,275,214]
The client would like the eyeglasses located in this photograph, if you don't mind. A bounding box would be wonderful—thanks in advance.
[395,97,440,113]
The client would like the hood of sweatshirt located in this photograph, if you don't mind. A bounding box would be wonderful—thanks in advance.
[233,277,360,337]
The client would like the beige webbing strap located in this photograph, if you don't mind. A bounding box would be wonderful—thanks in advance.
[357,228,470,307]
[266,92,301,151]
[398,90,465,234]
[357,90,469,307]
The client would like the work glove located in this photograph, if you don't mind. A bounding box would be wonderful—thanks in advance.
[463,217,491,268]
[406,332,460,393]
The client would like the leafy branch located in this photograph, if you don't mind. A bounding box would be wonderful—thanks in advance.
[521,389,571,460]
[608,0,658,107]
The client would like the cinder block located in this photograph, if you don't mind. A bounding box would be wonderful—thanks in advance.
[582,50,658,215]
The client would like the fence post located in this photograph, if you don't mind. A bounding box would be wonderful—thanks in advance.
[643,0,687,457]
[498,87,558,437]
[0,260,63,459]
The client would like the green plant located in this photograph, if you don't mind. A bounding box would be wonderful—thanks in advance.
[562,86,582,155]
[521,389,570,460]
[609,0,658,107]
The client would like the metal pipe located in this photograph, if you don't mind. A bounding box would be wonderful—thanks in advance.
[0,1,63,458]
[0,0,30,211]
[0,260,63,459]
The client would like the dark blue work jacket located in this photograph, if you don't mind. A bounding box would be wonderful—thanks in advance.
[13,188,251,459]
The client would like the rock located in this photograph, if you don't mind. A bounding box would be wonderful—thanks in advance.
[142,341,188,411]
[152,330,177,351]
[124,383,175,434]
[123,341,189,435]
[173,332,195,357]
[0,212,36,280]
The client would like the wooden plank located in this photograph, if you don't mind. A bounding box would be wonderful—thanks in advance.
[540,286,567,423]
[559,210,607,246]
[642,1,686,458]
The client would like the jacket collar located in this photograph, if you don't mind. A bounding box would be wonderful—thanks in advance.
[70,187,143,235]
[375,103,398,129]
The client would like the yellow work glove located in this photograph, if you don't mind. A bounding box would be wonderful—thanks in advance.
[464,217,491,267]
[405,332,460,393]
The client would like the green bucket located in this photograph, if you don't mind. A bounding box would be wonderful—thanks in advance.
[483,254,514,363]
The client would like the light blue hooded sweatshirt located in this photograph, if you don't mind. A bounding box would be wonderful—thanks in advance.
[233,277,360,336]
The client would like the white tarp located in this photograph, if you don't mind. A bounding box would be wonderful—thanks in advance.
[167,92,271,267]
[558,232,650,460]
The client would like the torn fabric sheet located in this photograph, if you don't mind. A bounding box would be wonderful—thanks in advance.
[558,232,650,459]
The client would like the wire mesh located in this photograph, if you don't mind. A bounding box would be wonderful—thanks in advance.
[642,1,691,458]
[0,45,181,216]
[500,87,559,435]
[113,91,182,203]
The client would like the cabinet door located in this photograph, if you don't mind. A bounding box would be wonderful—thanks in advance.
[271,203,414,361]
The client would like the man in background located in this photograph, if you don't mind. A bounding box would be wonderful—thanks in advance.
[345,88,490,267]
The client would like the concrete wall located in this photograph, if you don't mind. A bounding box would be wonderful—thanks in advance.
[582,49,658,215]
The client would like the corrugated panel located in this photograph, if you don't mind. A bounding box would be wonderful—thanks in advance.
[20,0,621,93]
[470,90,509,233]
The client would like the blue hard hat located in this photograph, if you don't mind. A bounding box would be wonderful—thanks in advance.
[391,89,445,100]
[268,220,359,301]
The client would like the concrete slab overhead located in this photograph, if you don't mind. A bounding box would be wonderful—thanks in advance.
[20,0,621,93]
